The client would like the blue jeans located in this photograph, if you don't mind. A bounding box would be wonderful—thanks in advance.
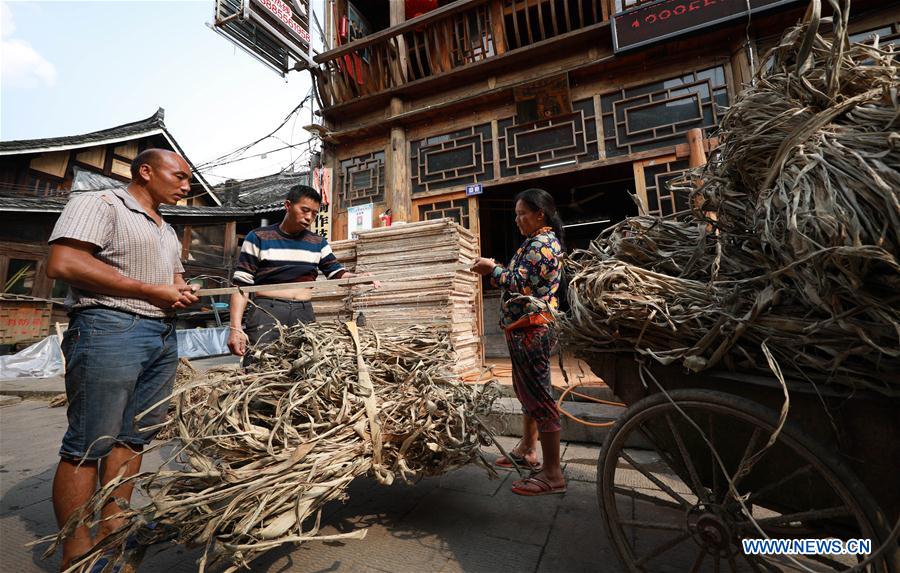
[59,308,178,460]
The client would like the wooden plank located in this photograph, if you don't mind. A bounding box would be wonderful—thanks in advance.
[387,37,407,87]
[421,28,438,76]
[181,225,192,262]
[197,262,474,297]
[632,160,649,216]
[489,0,508,55]
[534,0,546,41]
[523,0,535,44]
[411,32,426,79]
[223,221,237,265]
[549,0,559,36]
[475,7,488,60]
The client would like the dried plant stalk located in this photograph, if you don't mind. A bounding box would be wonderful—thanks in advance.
[44,321,498,573]
[562,0,899,395]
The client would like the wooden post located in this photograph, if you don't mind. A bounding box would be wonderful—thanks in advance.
[387,97,412,223]
[730,35,754,96]
[686,128,716,225]
[489,0,507,55]
[324,147,343,240]
[390,0,409,86]
[223,221,237,267]
[181,225,192,262]
[686,128,707,168]
[632,161,649,216]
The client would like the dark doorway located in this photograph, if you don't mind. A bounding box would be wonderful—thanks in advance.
[479,162,636,261]
[477,163,638,357]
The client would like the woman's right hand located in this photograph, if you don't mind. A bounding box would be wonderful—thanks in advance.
[471,257,497,276]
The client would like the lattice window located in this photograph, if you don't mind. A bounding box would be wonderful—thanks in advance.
[410,123,494,195]
[643,159,690,218]
[600,66,729,157]
[339,151,385,208]
[497,98,599,177]
[417,198,470,229]
[451,6,495,64]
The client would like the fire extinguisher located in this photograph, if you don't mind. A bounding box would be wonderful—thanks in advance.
[379,208,393,227]
[339,15,349,41]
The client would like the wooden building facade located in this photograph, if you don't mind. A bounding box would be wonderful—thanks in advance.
[311,0,898,355]
[0,108,308,327]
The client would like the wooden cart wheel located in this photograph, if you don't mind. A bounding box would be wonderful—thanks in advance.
[597,389,897,573]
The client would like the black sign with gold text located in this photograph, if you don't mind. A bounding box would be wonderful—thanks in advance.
[613,0,800,52]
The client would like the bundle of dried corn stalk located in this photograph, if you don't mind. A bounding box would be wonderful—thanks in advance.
[562,0,899,394]
[45,321,498,573]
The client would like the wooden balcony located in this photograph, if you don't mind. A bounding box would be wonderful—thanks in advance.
[313,0,613,111]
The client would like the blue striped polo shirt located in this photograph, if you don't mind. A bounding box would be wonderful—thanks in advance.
[232,224,346,286]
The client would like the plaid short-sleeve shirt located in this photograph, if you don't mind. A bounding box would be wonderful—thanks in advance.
[49,187,184,318]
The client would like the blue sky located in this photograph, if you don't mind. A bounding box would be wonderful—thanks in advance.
[1,0,315,182]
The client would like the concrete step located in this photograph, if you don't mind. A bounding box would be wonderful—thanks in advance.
[472,381,619,403]
[484,397,624,445]
[0,394,23,407]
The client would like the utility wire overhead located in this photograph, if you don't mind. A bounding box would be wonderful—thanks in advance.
[194,90,313,171]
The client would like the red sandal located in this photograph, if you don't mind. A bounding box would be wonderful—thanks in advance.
[511,476,567,496]
[494,451,542,472]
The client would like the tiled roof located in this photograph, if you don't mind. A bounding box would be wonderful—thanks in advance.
[0,108,217,204]
[213,170,307,208]
[0,193,272,217]
[0,109,167,154]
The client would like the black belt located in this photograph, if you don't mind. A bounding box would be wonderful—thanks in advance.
[72,305,176,322]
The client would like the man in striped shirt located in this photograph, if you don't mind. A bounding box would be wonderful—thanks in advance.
[227,184,360,357]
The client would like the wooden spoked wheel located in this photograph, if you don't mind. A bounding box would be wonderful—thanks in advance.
[597,390,897,572]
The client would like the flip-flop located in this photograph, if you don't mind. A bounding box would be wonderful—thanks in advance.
[494,452,542,472]
[511,476,567,496]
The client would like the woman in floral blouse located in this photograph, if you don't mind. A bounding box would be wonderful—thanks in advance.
[472,188,566,496]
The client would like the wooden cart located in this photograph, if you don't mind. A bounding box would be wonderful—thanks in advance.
[586,354,900,572]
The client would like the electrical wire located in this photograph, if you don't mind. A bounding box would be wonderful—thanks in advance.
[194,91,313,171]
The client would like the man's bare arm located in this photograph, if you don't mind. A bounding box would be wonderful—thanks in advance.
[227,291,250,356]
[47,239,186,309]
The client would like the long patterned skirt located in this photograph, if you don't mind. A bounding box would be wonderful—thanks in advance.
[505,324,561,433]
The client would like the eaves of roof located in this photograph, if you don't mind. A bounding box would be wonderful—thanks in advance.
[0,108,219,206]
[0,194,282,217]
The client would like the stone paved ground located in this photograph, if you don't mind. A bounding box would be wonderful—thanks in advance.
[1,397,631,573]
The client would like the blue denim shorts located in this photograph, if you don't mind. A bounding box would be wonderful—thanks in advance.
[59,308,178,461]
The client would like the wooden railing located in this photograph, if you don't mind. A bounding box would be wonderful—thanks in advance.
[313,0,610,108]
[613,0,661,12]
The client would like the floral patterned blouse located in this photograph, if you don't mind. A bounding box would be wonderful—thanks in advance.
[490,227,563,328]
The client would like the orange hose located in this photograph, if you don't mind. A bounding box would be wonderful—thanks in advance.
[556,382,625,428]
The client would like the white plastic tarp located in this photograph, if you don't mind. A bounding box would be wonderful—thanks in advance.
[176,327,229,359]
[0,336,65,379]
[0,328,230,379]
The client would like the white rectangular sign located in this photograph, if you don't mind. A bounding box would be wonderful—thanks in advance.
[347,203,373,237]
